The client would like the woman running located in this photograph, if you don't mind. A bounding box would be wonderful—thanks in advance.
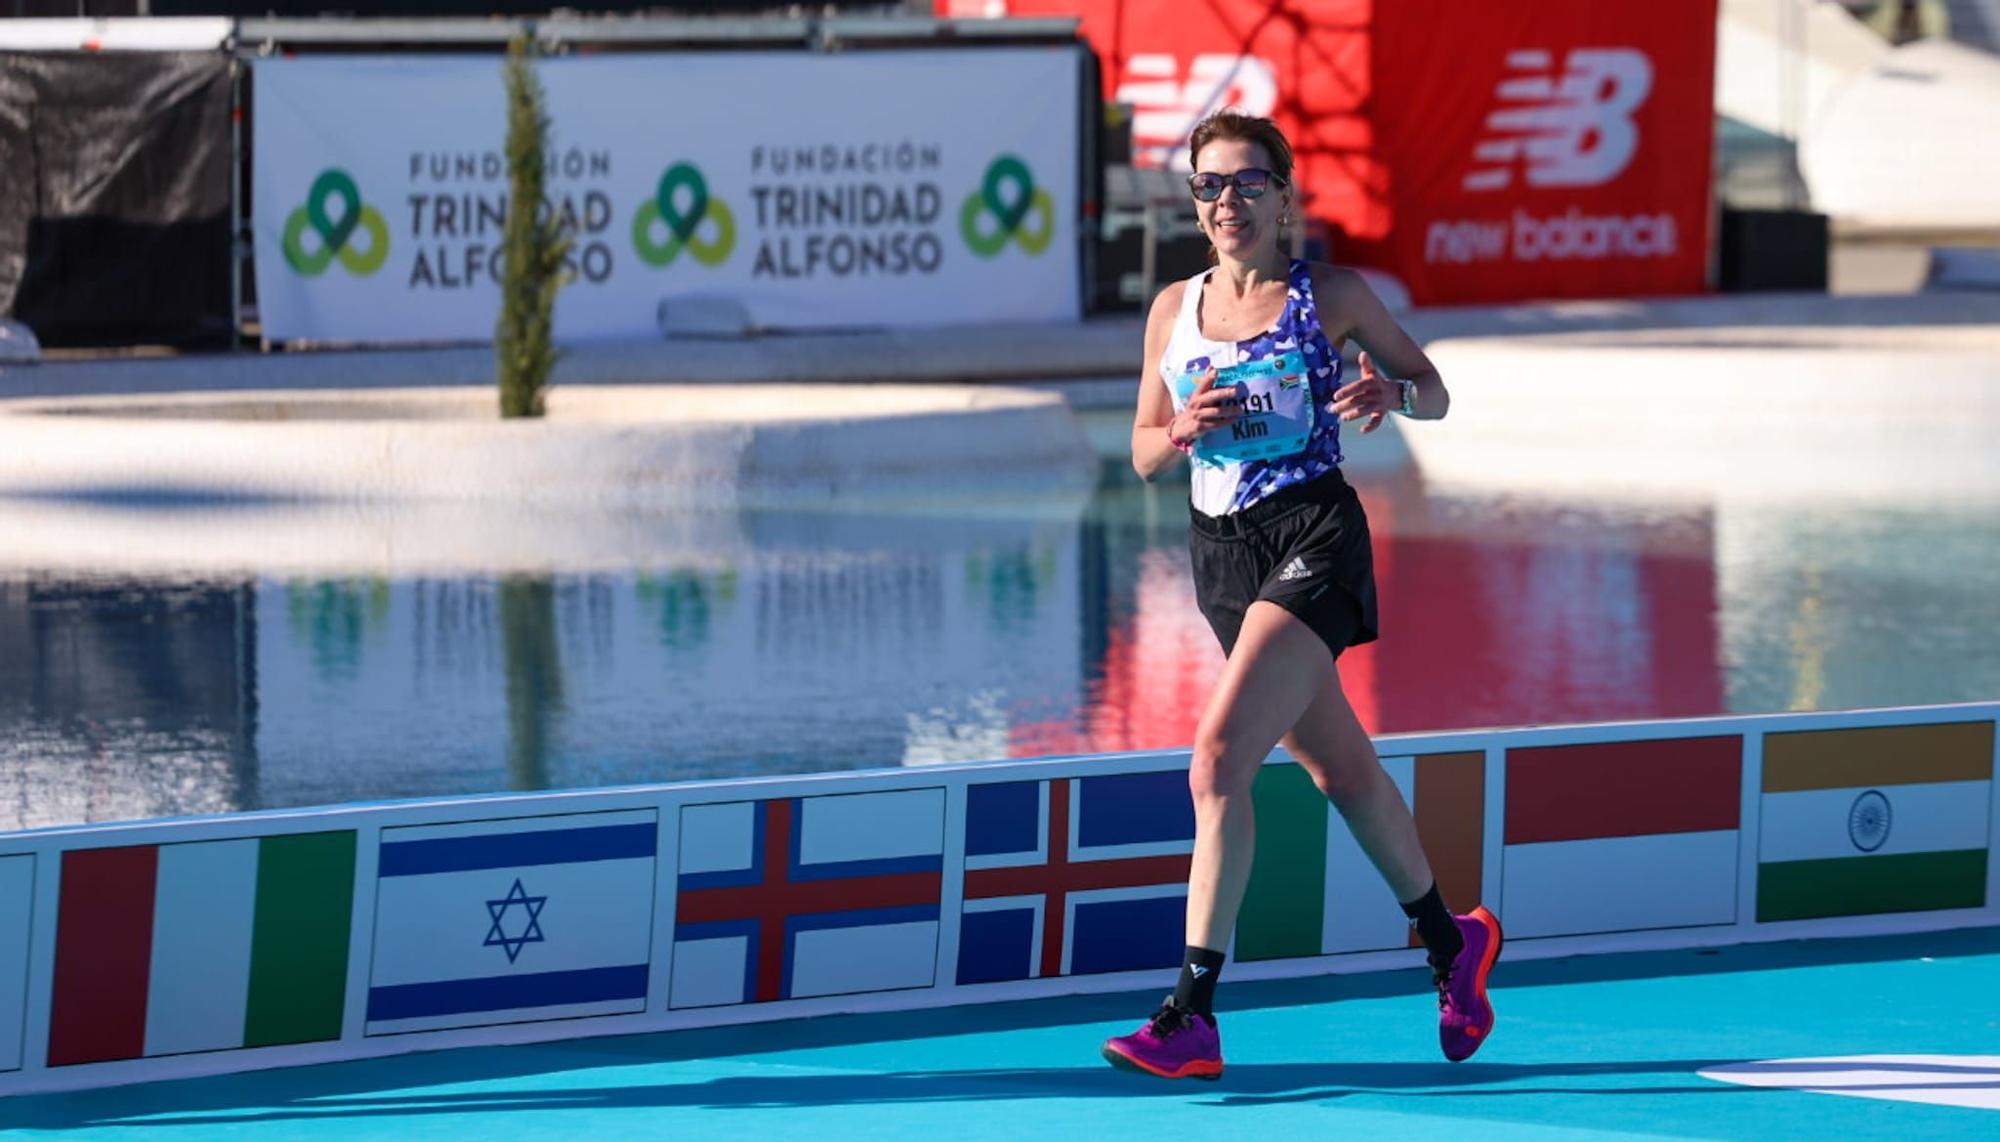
[1101,110,1502,1081]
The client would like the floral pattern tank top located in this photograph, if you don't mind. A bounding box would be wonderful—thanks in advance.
[1158,259,1344,517]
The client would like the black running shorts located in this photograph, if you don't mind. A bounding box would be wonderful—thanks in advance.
[1187,470,1379,659]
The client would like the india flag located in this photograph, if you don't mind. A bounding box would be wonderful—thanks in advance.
[1501,737,1742,938]
[47,832,356,1067]
[1758,721,1994,922]
[1236,752,1485,960]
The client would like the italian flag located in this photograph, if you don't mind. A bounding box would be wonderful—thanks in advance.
[1758,722,1993,922]
[1236,751,1485,961]
[48,831,356,1066]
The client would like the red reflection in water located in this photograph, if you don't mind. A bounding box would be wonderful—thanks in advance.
[1012,476,1722,756]
[1009,552,1223,758]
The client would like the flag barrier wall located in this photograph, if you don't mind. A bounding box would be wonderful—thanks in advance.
[1,702,1993,1095]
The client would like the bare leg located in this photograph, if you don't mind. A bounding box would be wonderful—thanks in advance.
[1281,673,1435,901]
[1185,601,1338,950]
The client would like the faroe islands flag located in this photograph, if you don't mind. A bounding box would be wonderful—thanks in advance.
[672,788,945,1009]
[367,809,658,1036]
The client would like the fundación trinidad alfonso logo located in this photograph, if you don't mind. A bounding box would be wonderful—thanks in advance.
[633,162,735,267]
[283,168,389,276]
[961,155,1053,258]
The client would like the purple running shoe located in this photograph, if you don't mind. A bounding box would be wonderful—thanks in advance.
[1101,996,1223,1080]
[1433,906,1503,1062]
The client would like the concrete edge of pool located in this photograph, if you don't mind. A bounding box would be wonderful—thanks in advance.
[4,291,1997,512]
[0,383,1102,512]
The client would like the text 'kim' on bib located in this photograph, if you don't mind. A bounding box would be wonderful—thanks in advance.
[1174,351,1314,465]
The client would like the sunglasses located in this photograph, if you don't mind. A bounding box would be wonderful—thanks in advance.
[1186,168,1287,202]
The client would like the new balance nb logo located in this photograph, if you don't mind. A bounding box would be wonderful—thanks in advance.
[1278,558,1312,583]
[1463,48,1652,192]
[1116,53,1278,170]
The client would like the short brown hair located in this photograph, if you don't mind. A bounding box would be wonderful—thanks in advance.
[1187,111,1294,184]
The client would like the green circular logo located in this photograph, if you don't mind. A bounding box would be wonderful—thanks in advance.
[961,155,1054,258]
[633,163,735,267]
[282,169,389,277]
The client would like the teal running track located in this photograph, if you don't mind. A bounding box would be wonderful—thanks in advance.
[7,928,1996,1140]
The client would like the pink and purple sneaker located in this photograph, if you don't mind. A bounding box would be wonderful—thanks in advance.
[1101,996,1223,1080]
[1434,906,1503,1062]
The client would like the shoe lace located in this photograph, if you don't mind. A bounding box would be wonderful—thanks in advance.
[1429,954,1455,1011]
[1147,997,1192,1038]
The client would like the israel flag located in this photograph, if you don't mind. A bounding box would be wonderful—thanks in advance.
[366,809,658,1036]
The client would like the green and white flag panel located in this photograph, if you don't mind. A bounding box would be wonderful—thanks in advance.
[1237,753,1484,961]
[147,840,280,1057]
[1758,722,1994,922]
[47,832,356,1066]
[1322,756,1422,954]
[1,855,31,1072]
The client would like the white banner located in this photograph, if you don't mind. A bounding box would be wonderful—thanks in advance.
[251,50,1082,343]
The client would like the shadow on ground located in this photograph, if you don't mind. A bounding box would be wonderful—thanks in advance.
[10,1058,1778,1129]
[7,926,1995,1130]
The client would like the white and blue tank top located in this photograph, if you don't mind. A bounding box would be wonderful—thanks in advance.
[1159,259,1344,517]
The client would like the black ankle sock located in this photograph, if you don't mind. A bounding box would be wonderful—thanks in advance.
[1172,946,1227,1016]
[1401,882,1464,967]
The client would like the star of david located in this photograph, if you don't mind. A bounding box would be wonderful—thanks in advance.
[484,878,548,963]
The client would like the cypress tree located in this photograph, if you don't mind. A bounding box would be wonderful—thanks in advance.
[495,29,572,419]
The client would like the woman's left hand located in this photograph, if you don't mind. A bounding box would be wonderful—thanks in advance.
[1329,351,1397,435]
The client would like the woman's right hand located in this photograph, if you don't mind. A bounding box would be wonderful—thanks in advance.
[1172,369,1239,444]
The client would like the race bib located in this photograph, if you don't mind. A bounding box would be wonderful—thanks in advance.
[1173,351,1314,465]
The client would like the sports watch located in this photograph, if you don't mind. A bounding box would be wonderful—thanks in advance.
[1393,377,1417,416]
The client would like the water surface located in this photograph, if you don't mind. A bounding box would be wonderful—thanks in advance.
[4,469,1996,832]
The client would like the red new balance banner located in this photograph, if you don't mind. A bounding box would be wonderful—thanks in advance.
[1364,0,1717,303]
[980,0,1390,251]
[960,0,1715,304]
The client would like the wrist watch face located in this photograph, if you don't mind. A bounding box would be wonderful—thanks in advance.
[1398,379,1416,415]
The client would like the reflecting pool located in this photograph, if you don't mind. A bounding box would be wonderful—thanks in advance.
[4,468,1996,831]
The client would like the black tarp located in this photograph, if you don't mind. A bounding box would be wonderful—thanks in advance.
[0,51,232,347]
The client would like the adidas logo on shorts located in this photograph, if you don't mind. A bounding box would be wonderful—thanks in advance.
[1278,557,1312,582]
